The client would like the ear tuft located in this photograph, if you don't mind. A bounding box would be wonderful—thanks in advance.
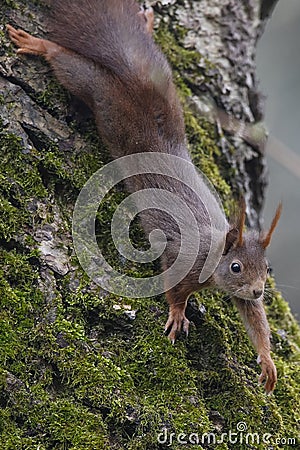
[260,202,282,249]
[237,198,246,247]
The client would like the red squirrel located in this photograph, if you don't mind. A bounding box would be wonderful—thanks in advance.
[7,0,282,393]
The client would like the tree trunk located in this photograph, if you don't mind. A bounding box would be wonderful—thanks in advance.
[0,1,299,449]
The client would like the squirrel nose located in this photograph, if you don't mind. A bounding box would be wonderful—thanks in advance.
[253,289,263,298]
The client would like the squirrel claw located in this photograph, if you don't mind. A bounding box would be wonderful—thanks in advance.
[7,25,30,49]
[164,309,190,343]
[258,354,277,394]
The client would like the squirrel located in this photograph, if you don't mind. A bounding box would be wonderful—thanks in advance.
[7,0,282,393]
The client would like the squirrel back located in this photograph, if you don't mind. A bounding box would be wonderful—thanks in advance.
[45,0,186,158]
[47,0,172,91]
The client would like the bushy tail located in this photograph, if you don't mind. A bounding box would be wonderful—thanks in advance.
[46,0,171,85]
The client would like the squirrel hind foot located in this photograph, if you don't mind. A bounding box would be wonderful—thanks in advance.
[165,308,190,343]
[138,6,154,35]
[7,25,44,56]
[6,25,60,59]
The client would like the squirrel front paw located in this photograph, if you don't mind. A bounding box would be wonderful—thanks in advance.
[164,308,190,344]
[257,354,277,394]
[138,6,154,35]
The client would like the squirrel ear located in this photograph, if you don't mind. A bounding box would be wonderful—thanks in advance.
[223,199,246,255]
[260,202,282,249]
[223,228,239,255]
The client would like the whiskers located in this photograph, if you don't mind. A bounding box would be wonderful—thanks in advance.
[265,282,299,302]
[224,282,299,305]
[224,287,244,302]
[274,283,299,291]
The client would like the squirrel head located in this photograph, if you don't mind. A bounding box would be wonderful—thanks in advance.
[212,202,282,301]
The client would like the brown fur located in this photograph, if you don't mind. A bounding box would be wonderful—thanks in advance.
[7,0,281,393]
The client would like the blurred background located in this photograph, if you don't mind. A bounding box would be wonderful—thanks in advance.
[257,0,300,319]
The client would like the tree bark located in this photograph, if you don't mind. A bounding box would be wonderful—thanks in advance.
[0,1,299,449]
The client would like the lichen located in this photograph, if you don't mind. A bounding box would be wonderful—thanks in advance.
[0,1,299,450]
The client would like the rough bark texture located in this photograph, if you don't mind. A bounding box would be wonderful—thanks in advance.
[0,1,299,449]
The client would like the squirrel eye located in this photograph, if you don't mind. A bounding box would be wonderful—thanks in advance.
[230,262,241,273]
[267,266,273,275]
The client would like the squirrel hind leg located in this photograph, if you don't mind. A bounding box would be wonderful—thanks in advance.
[138,6,154,35]
[6,25,61,60]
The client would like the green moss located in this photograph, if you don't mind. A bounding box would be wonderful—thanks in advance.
[2,252,298,449]
[155,25,213,86]
[0,128,47,241]
[2,0,18,7]
[35,78,70,117]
